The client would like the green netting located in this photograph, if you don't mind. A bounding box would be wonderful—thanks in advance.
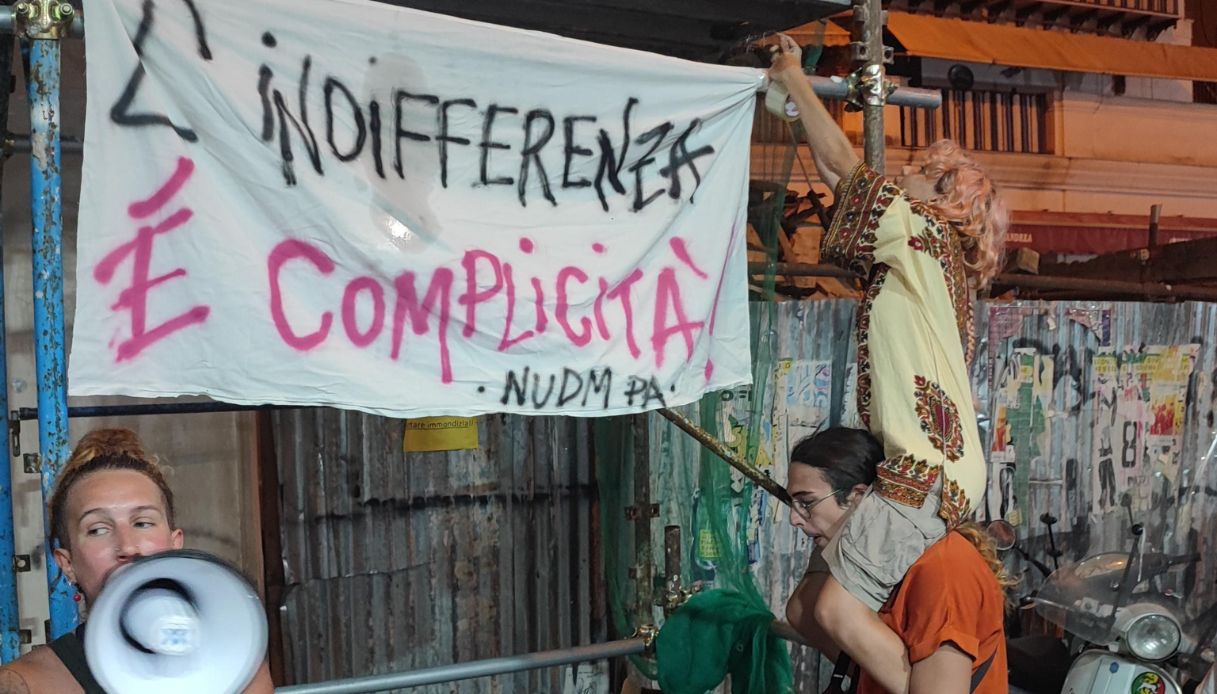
[593,94,801,690]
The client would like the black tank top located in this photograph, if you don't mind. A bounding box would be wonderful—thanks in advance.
[48,625,107,694]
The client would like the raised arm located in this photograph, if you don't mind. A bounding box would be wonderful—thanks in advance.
[784,571,841,660]
[767,34,860,191]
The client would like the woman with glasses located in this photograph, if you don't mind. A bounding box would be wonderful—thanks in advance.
[784,427,1012,694]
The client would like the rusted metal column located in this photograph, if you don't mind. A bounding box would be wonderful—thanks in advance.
[662,525,681,615]
[631,415,653,629]
[657,408,793,508]
[1147,203,1162,249]
[747,261,858,279]
[992,273,1217,302]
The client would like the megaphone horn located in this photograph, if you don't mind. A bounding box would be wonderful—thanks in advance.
[119,578,200,656]
[85,549,267,694]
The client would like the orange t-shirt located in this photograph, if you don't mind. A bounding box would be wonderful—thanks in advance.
[857,532,1008,694]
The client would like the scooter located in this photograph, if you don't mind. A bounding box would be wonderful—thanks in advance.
[996,499,1214,694]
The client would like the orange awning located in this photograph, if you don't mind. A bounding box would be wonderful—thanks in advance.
[886,11,1217,82]
[783,19,852,48]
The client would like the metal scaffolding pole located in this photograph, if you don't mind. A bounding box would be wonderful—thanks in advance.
[747,261,857,279]
[798,75,939,110]
[5,133,81,155]
[12,402,291,421]
[19,0,79,639]
[657,407,794,508]
[0,6,83,37]
[991,272,1217,302]
[631,415,654,628]
[852,0,888,170]
[8,403,298,458]
[275,621,809,693]
[274,638,649,694]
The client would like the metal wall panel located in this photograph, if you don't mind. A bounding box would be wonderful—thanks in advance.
[274,410,602,692]
[972,301,1217,593]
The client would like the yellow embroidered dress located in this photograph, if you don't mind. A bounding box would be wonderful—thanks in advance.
[823,162,984,526]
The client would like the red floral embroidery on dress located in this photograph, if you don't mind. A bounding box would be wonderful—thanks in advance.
[913,374,965,462]
[938,479,972,527]
[876,454,942,509]
[906,202,976,365]
[854,267,889,429]
[823,164,898,278]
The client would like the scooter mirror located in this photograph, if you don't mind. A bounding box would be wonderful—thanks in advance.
[986,520,1017,551]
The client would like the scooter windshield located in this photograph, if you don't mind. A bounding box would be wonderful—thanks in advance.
[1033,551,1128,645]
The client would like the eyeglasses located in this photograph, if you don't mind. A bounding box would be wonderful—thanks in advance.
[792,488,845,517]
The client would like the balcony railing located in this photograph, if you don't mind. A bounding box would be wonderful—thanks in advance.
[753,88,1051,155]
[886,0,1179,37]
[1016,0,1178,16]
[900,89,1052,154]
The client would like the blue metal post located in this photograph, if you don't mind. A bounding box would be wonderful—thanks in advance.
[28,36,77,638]
[0,29,21,663]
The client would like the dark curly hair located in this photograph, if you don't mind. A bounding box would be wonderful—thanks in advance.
[789,427,883,507]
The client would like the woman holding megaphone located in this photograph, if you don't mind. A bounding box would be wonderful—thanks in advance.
[0,428,274,693]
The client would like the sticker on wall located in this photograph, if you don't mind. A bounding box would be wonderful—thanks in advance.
[1064,307,1112,346]
[764,359,833,562]
[1090,345,1198,518]
[1091,350,1121,515]
[774,359,833,448]
[987,348,1053,527]
[985,305,1038,389]
[403,417,479,452]
[1145,345,1199,488]
[840,363,861,429]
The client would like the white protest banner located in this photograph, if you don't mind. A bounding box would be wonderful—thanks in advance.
[70,0,761,417]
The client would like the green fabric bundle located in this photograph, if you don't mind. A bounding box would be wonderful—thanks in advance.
[656,589,793,694]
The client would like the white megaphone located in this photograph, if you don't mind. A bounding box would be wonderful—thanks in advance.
[84,549,267,694]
